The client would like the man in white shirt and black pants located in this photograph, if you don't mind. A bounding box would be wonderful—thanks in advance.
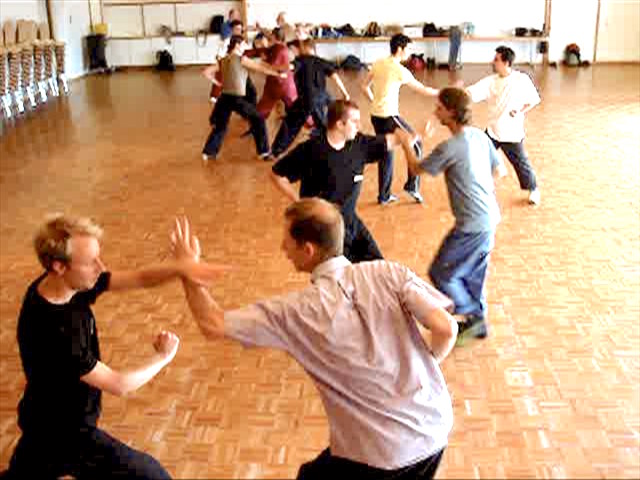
[171,198,458,479]
[466,46,541,205]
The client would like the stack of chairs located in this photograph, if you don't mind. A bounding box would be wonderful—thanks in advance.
[1,19,69,120]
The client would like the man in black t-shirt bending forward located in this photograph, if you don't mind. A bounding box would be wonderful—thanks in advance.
[3,215,220,479]
[270,100,419,263]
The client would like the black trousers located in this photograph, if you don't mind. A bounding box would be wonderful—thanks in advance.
[487,133,537,191]
[343,215,383,263]
[203,93,270,158]
[271,93,331,157]
[3,427,171,479]
[297,447,444,480]
[371,115,421,201]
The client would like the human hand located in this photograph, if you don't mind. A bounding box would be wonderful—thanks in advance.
[170,216,201,262]
[424,119,436,138]
[153,330,180,361]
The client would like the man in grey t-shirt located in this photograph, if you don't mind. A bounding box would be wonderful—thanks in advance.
[407,87,506,341]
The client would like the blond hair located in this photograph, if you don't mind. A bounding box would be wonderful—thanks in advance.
[33,214,103,270]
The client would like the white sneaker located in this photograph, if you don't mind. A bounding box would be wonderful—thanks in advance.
[528,189,541,205]
[202,153,212,163]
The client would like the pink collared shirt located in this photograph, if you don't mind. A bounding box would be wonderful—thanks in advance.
[224,256,454,469]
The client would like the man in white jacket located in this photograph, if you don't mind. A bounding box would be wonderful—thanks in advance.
[466,46,541,205]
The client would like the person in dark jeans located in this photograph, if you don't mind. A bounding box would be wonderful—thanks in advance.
[362,34,438,204]
[407,87,506,341]
[466,46,542,205]
[269,100,418,263]
[202,35,286,161]
[268,39,350,160]
[1,214,220,478]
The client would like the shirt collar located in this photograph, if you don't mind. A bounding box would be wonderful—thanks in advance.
[310,256,351,283]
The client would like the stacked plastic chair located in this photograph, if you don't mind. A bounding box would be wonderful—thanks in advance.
[3,20,25,114]
[17,20,38,108]
[32,40,48,103]
[39,23,59,98]
[0,38,12,118]
[54,41,69,94]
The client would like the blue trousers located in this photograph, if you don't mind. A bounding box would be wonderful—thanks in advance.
[3,427,171,479]
[429,228,495,318]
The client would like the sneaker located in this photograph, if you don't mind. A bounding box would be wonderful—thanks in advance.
[202,153,214,162]
[378,194,398,205]
[260,152,275,162]
[528,189,541,205]
[456,315,488,345]
[404,188,424,204]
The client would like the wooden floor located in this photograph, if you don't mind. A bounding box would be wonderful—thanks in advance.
[0,63,639,479]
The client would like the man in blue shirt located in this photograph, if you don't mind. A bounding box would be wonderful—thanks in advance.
[220,8,241,39]
[407,87,506,341]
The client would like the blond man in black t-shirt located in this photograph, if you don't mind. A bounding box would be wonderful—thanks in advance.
[3,214,222,479]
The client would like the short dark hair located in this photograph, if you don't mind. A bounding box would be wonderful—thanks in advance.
[390,34,412,54]
[438,87,472,125]
[230,20,243,30]
[272,27,285,42]
[285,199,344,258]
[227,35,244,53]
[495,45,515,65]
[327,99,359,129]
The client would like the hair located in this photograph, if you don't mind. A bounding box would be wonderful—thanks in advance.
[228,34,244,53]
[271,27,285,42]
[229,19,243,31]
[33,214,103,271]
[390,33,412,54]
[327,99,359,129]
[495,45,515,66]
[252,32,266,48]
[284,198,344,259]
[438,87,472,125]
[287,39,300,50]
[299,38,315,54]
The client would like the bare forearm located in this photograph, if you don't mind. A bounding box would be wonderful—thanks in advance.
[427,310,458,362]
[117,354,171,395]
[182,279,225,339]
[331,74,349,99]
[270,172,299,202]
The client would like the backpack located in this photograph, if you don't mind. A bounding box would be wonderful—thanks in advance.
[404,53,426,73]
[340,54,365,71]
[423,22,439,37]
[336,24,357,37]
[210,15,224,34]
[155,50,175,71]
[364,22,381,37]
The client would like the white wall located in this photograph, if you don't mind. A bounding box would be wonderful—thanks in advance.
[0,0,47,27]
[49,0,93,79]
[246,0,546,33]
[596,0,640,62]
[548,0,599,62]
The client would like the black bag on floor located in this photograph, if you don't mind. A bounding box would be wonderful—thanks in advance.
[210,15,224,34]
[340,54,366,71]
[155,50,175,71]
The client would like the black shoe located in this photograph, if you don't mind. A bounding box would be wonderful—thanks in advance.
[456,315,488,344]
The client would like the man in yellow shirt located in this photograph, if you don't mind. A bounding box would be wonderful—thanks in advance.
[362,34,438,204]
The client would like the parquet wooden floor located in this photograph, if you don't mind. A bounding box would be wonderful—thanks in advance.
[0,63,638,479]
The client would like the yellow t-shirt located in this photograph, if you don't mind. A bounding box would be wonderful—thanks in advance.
[370,56,415,118]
